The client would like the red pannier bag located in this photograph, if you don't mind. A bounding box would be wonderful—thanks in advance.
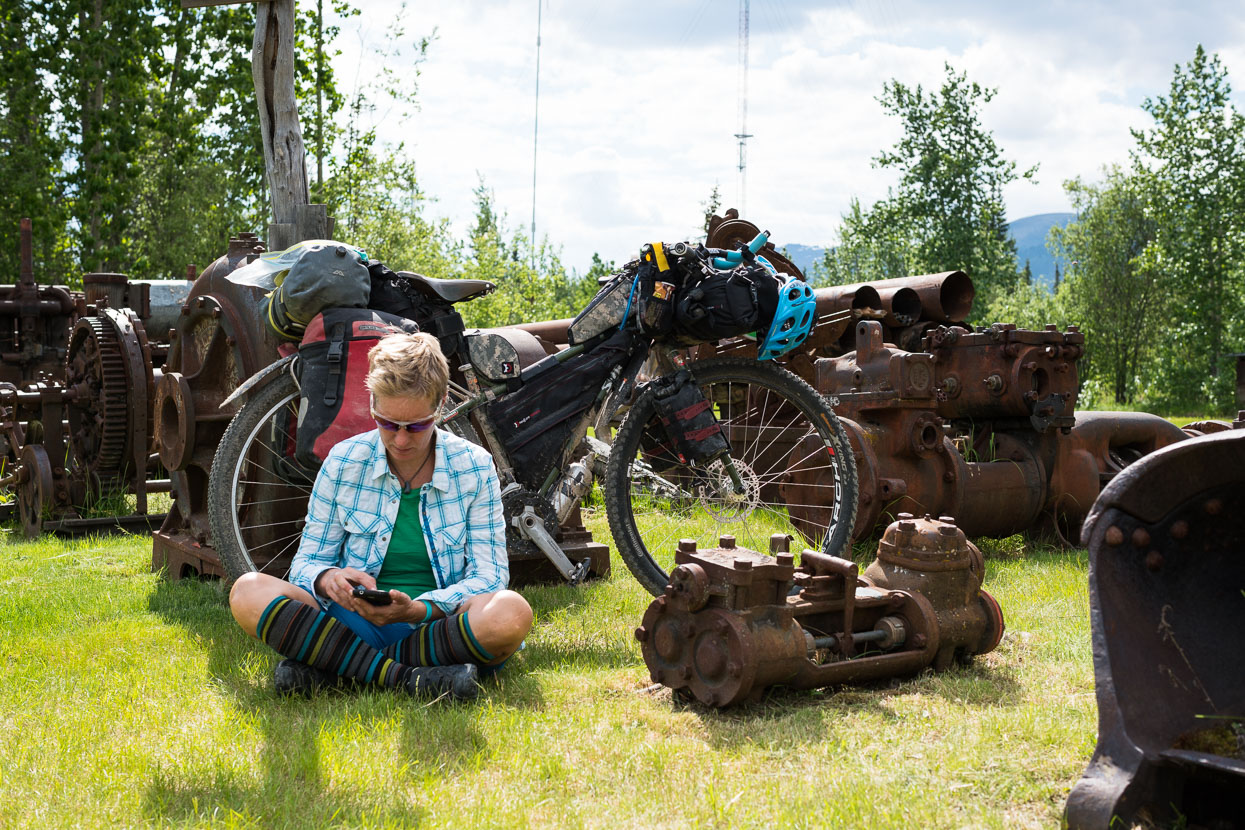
[295,307,420,469]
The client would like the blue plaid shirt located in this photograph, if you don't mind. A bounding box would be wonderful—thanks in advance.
[290,428,508,613]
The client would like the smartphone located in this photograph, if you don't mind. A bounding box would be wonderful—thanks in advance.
[351,584,393,606]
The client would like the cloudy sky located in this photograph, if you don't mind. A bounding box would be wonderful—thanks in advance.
[334,0,1245,271]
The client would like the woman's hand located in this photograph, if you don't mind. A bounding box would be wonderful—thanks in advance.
[315,566,377,606]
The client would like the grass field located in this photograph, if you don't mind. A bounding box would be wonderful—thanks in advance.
[0,513,1096,829]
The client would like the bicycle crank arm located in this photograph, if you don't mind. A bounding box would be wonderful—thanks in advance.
[512,505,592,584]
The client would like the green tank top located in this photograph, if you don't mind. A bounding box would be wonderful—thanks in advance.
[376,490,437,597]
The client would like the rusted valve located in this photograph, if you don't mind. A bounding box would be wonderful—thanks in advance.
[637,520,1004,707]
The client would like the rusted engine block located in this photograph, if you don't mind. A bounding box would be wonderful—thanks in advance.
[637,518,1004,707]
[782,318,1191,543]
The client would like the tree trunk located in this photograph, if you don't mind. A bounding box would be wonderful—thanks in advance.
[253,0,328,249]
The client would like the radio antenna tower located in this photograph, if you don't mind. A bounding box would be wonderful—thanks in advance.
[734,0,752,215]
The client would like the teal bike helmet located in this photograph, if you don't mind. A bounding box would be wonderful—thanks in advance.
[756,276,815,360]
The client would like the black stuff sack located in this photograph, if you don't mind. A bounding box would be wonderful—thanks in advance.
[672,261,779,345]
[648,369,729,465]
[487,329,637,490]
[294,307,420,469]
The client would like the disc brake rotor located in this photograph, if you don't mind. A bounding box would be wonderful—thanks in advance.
[696,458,761,523]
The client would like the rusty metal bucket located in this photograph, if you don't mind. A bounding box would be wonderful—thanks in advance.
[1066,429,1245,828]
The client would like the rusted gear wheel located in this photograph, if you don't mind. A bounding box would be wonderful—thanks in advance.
[17,445,53,538]
[66,315,131,481]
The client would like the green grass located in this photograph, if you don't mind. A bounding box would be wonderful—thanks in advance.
[0,519,1096,829]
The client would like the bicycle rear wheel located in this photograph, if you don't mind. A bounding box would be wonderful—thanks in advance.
[604,357,857,596]
[207,371,314,582]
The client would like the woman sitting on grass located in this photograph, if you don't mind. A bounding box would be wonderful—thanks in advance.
[229,332,533,701]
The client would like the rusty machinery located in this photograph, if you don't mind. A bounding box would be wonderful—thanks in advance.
[704,213,1196,545]
[636,516,1004,706]
[512,212,1196,546]
[1064,426,1245,829]
[148,233,609,583]
[2,220,191,536]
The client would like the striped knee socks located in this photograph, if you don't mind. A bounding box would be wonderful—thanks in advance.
[257,597,411,688]
[383,612,495,668]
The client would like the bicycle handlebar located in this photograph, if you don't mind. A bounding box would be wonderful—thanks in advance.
[710,230,769,270]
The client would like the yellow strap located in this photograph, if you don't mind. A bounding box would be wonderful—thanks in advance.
[652,242,670,273]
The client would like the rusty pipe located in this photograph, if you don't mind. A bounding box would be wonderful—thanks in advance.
[507,317,572,347]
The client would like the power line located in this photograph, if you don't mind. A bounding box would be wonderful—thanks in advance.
[531,0,543,266]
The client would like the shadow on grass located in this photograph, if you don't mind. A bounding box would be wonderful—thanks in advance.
[142,575,545,824]
[640,657,1027,752]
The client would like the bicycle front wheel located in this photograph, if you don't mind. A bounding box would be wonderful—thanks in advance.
[604,357,857,596]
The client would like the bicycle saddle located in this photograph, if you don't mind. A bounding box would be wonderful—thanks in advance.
[395,271,495,303]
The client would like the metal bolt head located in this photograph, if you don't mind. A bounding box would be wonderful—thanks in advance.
[678,539,697,553]
[897,521,916,532]
[1169,520,1189,540]
[1205,498,1223,515]
[1131,527,1151,548]
[1145,551,1164,572]
[1105,526,1124,546]
[733,557,753,571]
[720,535,736,549]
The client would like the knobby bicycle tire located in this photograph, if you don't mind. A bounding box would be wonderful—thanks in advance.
[604,357,858,596]
[207,371,313,582]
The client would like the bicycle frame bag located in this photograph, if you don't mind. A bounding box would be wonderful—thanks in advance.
[465,329,545,384]
[648,369,729,464]
[294,307,420,469]
[488,329,638,490]
[672,261,778,345]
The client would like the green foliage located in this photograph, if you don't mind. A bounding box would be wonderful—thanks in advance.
[1128,45,1245,411]
[458,181,599,328]
[821,64,1035,313]
[1049,168,1161,405]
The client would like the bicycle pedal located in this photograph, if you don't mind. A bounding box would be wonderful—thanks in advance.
[569,558,592,586]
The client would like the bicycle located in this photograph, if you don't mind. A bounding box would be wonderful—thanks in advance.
[206,231,858,596]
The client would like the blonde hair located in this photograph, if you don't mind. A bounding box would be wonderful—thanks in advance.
[365,332,450,404]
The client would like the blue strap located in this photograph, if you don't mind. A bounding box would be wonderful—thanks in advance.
[619,274,640,331]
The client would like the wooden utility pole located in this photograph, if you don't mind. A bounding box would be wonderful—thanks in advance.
[182,0,332,250]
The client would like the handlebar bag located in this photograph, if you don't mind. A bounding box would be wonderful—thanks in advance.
[294,307,420,469]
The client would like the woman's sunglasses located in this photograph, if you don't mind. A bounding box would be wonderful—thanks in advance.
[369,395,438,433]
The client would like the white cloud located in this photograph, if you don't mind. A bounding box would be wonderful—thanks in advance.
[332,0,1245,271]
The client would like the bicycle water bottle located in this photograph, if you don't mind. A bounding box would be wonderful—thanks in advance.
[551,460,593,524]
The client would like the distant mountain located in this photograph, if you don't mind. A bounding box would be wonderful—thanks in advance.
[779,243,826,276]
[779,212,1075,289]
[1008,212,1076,290]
